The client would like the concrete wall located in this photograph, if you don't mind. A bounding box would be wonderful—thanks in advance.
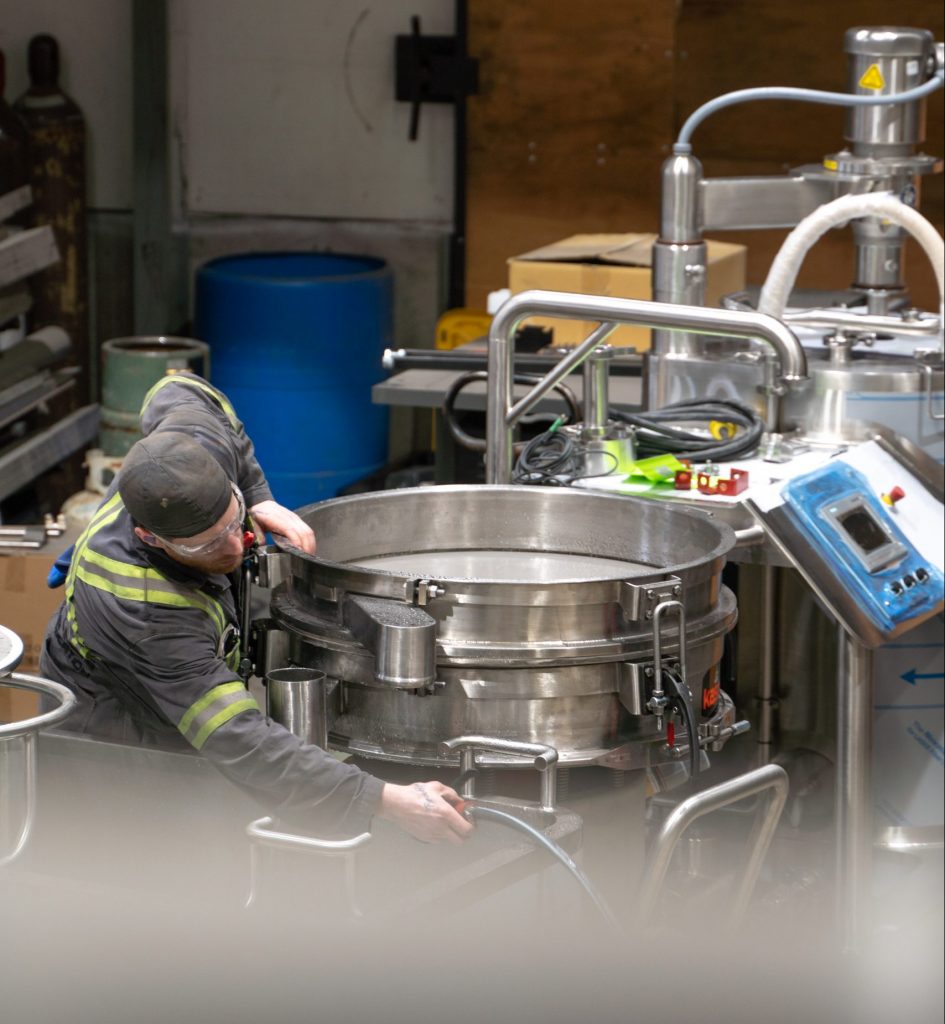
[1,0,455,460]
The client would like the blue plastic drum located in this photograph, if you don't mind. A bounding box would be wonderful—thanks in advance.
[194,253,392,510]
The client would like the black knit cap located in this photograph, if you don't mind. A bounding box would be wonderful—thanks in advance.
[119,432,232,539]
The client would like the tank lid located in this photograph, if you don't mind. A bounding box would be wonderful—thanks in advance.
[845,27,934,59]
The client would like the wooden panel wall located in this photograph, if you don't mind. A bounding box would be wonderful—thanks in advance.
[465,2,675,308]
[466,1,944,312]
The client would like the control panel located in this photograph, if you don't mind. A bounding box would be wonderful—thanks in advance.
[748,439,945,646]
[780,462,943,636]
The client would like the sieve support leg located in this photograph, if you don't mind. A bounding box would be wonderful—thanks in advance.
[638,763,789,924]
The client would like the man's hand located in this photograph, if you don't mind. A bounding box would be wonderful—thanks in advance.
[377,781,474,845]
[249,500,316,554]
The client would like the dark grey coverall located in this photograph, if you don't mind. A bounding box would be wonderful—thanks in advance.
[40,372,383,834]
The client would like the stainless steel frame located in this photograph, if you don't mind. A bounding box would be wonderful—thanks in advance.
[244,816,371,915]
[0,671,76,868]
[835,632,874,953]
[638,763,789,923]
[485,290,807,484]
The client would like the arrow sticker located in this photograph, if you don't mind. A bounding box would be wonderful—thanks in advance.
[901,668,945,685]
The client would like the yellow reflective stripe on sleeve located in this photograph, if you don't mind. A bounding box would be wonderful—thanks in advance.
[191,698,258,750]
[179,681,259,749]
[179,681,247,735]
[140,374,238,427]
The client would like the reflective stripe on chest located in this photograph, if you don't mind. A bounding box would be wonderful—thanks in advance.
[66,496,231,654]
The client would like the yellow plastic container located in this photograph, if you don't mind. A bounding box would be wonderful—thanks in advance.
[435,308,492,350]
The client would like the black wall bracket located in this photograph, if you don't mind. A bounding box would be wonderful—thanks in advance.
[395,15,479,141]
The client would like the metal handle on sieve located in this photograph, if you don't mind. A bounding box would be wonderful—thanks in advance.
[439,735,559,813]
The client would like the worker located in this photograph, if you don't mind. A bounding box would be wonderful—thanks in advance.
[40,371,472,845]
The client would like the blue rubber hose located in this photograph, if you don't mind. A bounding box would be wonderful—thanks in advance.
[465,804,623,936]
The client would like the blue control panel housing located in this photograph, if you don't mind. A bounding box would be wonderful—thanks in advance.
[781,462,944,635]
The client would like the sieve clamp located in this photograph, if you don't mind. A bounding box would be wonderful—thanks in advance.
[645,598,689,729]
[415,579,446,605]
[255,546,289,589]
[619,576,683,621]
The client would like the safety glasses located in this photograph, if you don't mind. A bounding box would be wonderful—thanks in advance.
[158,485,246,557]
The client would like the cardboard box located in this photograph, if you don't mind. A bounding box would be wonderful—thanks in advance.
[0,534,73,724]
[507,233,746,351]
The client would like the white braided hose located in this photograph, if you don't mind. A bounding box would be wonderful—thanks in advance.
[757,192,945,337]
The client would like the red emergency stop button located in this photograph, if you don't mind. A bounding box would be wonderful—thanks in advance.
[881,486,906,507]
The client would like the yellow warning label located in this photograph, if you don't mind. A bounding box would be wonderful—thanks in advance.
[859,64,886,91]
[823,158,838,171]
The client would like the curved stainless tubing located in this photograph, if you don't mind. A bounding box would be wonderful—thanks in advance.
[439,735,559,813]
[733,524,766,548]
[0,672,76,868]
[638,763,789,924]
[0,672,77,739]
[244,816,372,913]
[246,817,372,853]
[487,290,807,483]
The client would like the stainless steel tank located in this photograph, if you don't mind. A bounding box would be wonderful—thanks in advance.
[266,486,738,771]
[784,338,944,458]
[649,329,944,461]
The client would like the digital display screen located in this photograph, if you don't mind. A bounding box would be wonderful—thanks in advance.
[837,507,887,553]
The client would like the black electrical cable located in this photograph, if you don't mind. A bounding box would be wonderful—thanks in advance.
[513,426,619,487]
[610,398,765,462]
[442,370,582,453]
[513,428,578,485]
[463,804,624,936]
[448,768,621,933]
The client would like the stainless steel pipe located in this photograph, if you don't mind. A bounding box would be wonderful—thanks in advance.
[486,290,807,483]
[440,735,559,813]
[835,631,874,953]
[0,671,76,868]
[266,667,332,749]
